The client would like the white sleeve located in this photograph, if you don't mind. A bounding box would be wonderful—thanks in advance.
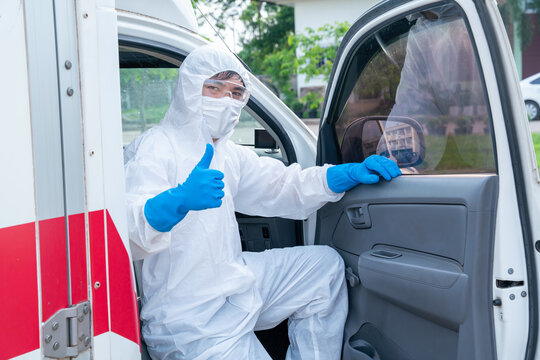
[124,131,177,260]
[233,145,344,219]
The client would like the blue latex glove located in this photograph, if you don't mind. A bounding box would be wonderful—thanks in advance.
[326,155,402,193]
[144,144,225,232]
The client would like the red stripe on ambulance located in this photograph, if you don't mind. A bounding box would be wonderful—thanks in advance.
[69,213,88,305]
[39,217,69,321]
[0,210,140,358]
[90,210,110,336]
[0,222,39,359]
[107,210,141,346]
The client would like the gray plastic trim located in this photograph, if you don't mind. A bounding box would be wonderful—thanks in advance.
[358,246,469,329]
[334,203,468,263]
[237,216,297,251]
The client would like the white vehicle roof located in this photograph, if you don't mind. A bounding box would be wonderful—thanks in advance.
[116,0,198,33]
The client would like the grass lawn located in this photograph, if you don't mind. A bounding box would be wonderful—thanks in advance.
[122,104,169,130]
[533,133,540,168]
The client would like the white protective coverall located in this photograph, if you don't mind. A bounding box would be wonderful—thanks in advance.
[124,44,348,359]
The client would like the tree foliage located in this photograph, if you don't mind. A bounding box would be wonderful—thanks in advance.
[238,2,295,74]
[293,22,350,82]
[292,22,349,115]
[192,1,350,116]
[498,0,540,49]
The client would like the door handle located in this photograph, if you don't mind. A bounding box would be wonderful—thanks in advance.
[345,204,372,229]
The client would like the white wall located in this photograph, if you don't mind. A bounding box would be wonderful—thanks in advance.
[292,0,380,94]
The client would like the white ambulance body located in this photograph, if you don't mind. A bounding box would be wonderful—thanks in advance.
[1,1,315,359]
[2,0,141,358]
[2,0,540,359]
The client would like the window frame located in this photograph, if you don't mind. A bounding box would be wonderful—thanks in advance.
[317,1,499,175]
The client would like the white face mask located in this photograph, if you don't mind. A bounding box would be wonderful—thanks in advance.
[202,96,244,139]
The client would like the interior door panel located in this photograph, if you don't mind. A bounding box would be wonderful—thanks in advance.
[335,203,468,263]
[316,175,498,359]
[358,246,469,329]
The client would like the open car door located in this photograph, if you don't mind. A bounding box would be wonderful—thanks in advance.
[315,0,540,359]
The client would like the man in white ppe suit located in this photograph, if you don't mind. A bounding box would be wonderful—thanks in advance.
[124,44,401,360]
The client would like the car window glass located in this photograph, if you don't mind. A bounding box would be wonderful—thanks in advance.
[531,77,540,85]
[230,109,259,145]
[230,107,284,162]
[120,67,178,145]
[333,4,496,174]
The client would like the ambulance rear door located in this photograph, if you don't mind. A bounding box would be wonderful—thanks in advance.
[0,0,141,359]
[1,0,92,359]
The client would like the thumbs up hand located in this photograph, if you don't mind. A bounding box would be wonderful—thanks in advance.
[144,144,225,232]
[178,143,225,211]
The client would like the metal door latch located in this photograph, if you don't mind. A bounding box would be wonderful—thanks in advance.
[42,301,91,358]
[345,267,360,287]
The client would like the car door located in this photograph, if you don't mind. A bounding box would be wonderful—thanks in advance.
[14,1,93,359]
[315,0,539,359]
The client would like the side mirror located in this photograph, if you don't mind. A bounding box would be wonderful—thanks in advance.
[254,128,278,153]
[341,116,425,168]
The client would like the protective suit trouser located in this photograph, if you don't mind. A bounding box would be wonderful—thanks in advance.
[239,245,348,360]
[157,245,347,360]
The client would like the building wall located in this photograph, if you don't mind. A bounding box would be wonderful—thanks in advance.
[293,0,380,94]
[522,14,540,79]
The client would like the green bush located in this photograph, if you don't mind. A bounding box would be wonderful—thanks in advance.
[532,133,540,168]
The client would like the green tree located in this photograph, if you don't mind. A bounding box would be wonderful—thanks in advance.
[237,2,297,107]
[294,22,350,82]
[238,2,294,74]
[498,0,540,49]
[250,20,350,114]
[192,1,349,116]
[192,1,297,105]
[292,22,350,115]
[191,0,243,31]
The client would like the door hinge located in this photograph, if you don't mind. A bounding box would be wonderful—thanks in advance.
[42,301,92,358]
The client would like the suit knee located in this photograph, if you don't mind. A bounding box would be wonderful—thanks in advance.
[314,245,345,279]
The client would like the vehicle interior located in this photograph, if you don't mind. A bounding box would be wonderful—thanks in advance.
[119,40,297,359]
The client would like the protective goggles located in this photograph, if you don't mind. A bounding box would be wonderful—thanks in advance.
[202,79,250,103]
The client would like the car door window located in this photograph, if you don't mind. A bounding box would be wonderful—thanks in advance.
[119,46,283,162]
[229,107,283,161]
[120,67,178,145]
[334,4,496,174]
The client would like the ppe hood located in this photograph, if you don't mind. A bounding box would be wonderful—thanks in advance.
[161,44,251,143]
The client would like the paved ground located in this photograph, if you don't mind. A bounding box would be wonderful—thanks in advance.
[530,120,540,133]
